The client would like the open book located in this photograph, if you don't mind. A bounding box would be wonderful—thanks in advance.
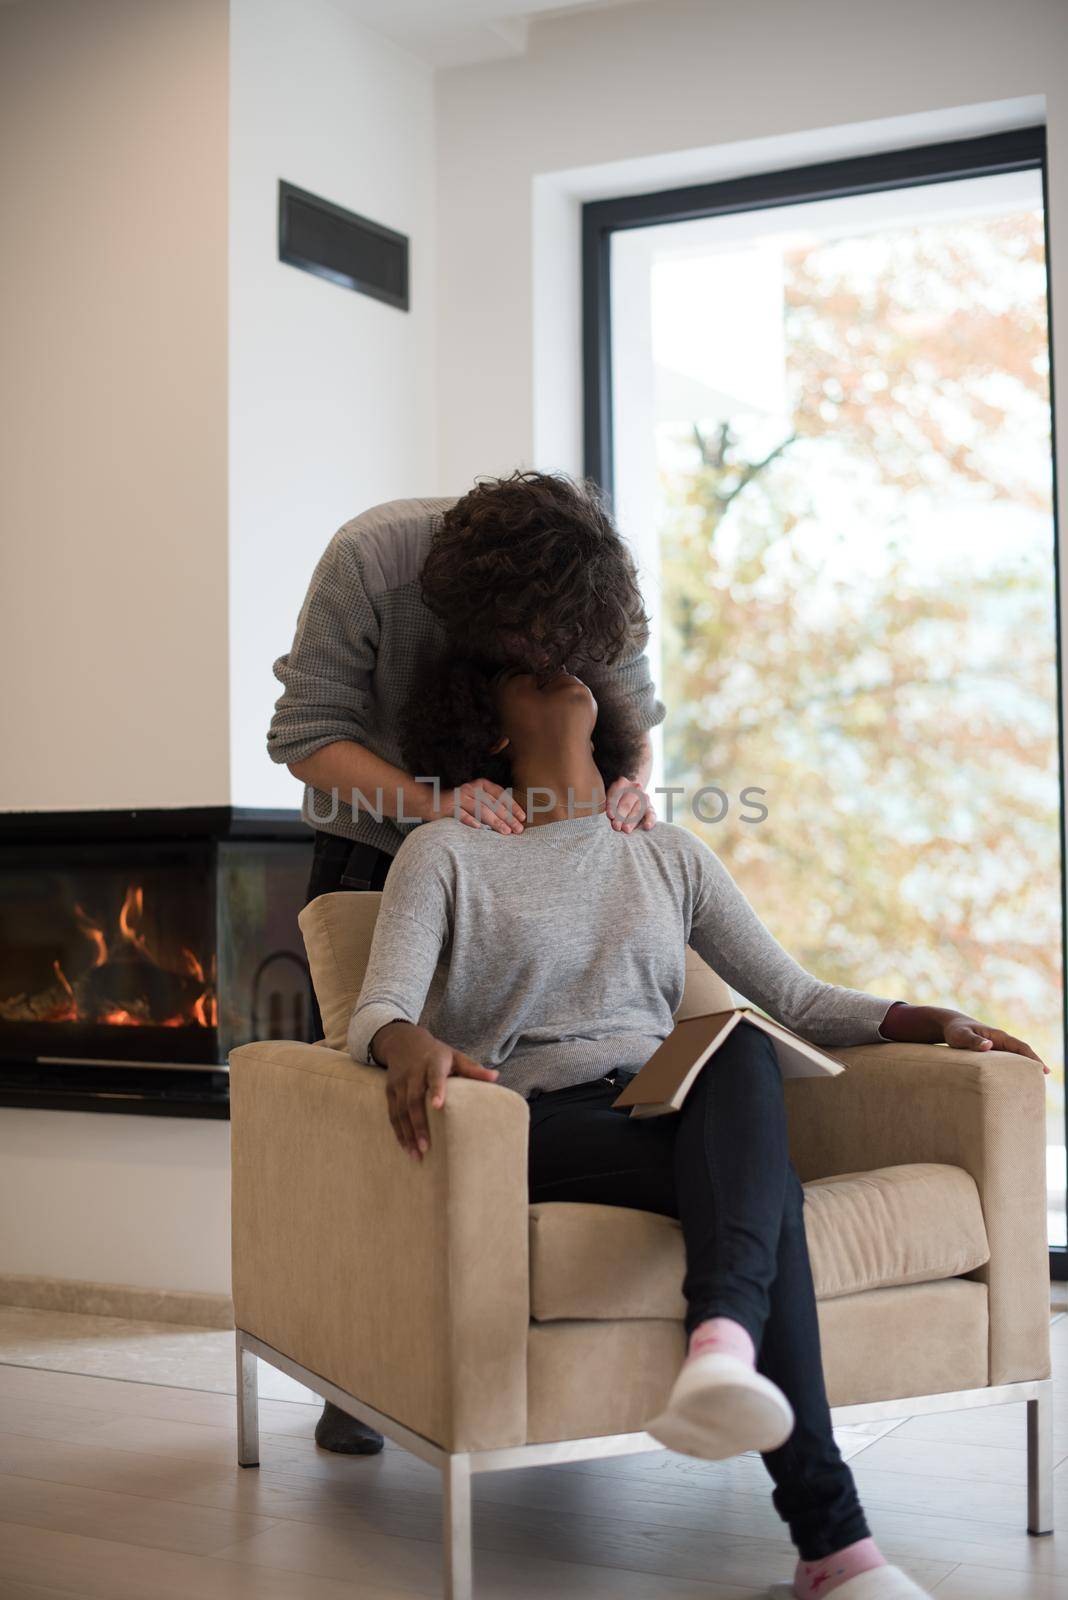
[611,1007,845,1119]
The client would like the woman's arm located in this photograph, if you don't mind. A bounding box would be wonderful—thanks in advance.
[346,832,499,1157]
[878,1000,1047,1069]
[684,837,1044,1061]
[372,1021,499,1157]
[346,826,457,1065]
[685,841,894,1047]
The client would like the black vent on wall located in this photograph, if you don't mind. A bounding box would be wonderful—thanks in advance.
[278,180,409,311]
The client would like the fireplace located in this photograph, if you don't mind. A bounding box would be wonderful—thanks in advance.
[0,809,315,1117]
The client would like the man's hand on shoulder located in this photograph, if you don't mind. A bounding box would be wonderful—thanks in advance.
[606,775,656,833]
[414,778,525,836]
[371,1021,501,1157]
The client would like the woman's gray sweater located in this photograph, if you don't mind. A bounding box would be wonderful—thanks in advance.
[347,813,896,1098]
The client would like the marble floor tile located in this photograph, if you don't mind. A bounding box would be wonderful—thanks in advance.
[0,1304,316,1401]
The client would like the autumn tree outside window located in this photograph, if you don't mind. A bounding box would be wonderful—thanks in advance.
[584,129,1065,1265]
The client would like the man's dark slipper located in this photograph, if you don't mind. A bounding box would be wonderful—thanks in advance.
[314,1399,385,1455]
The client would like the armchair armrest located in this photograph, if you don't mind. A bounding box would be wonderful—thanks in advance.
[784,1043,1050,1385]
[230,1040,531,1451]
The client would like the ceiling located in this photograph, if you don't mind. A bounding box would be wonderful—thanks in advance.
[0,1,648,68]
[334,0,647,67]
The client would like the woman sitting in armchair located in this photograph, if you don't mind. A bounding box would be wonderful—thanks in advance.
[347,653,1043,1600]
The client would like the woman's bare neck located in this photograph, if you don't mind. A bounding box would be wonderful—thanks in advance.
[511,754,606,828]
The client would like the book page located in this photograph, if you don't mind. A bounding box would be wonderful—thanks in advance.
[611,1011,739,1107]
[742,1011,845,1078]
[613,1008,844,1114]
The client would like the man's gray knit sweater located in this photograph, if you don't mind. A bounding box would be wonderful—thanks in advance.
[347,813,896,1098]
[267,498,667,855]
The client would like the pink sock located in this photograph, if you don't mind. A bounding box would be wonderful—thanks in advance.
[685,1316,755,1367]
[793,1537,887,1598]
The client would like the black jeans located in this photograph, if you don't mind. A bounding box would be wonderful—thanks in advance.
[528,1022,870,1562]
[305,831,395,1039]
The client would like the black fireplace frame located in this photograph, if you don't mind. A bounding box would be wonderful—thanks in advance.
[0,807,314,1120]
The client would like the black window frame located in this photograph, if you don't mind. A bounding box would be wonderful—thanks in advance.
[581,125,1067,1279]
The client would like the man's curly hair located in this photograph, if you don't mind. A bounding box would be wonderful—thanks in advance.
[420,470,649,671]
[399,652,647,794]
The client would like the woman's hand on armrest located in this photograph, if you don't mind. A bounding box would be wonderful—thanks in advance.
[371,1021,501,1158]
[878,1002,1048,1073]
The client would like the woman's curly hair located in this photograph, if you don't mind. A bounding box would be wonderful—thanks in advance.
[420,470,649,671]
[399,652,647,794]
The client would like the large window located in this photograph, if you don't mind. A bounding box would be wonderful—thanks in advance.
[584,130,1065,1262]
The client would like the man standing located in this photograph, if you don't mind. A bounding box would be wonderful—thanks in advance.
[267,469,665,1452]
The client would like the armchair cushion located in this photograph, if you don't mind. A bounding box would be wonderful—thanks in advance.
[299,892,383,1051]
[529,1162,989,1322]
[784,1044,1050,1385]
[525,1279,989,1440]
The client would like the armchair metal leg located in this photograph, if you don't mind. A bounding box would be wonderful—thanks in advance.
[236,1332,260,1468]
[442,1454,472,1600]
[1027,1383,1053,1535]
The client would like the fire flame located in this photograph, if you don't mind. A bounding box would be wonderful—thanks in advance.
[182,947,218,1028]
[119,886,149,955]
[49,884,216,1029]
[50,960,78,1022]
[74,903,106,967]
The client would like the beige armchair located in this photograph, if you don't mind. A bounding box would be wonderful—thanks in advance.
[230,890,1053,1600]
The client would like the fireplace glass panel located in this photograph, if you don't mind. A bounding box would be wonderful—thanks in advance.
[0,836,315,1070]
[216,840,315,1057]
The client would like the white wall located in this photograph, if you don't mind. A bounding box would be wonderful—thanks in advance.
[0,0,437,1299]
[0,0,437,818]
[228,0,437,809]
[0,1109,233,1295]
[0,0,232,1299]
[435,0,1068,540]
[0,0,231,813]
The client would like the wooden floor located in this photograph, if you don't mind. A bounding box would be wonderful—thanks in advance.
[0,1311,1065,1599]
